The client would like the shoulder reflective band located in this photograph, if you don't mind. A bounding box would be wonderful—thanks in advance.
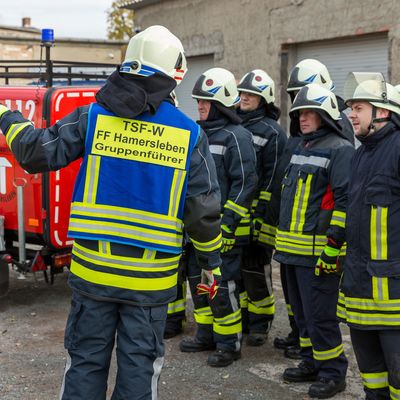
[253,135,268,147]
[209,144,227,155]
[290,154,330,168]
[92,114,190,170]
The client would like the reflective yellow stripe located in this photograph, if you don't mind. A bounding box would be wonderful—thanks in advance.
[276,230,347,256]
[290,173,312,232]
[213,309,242,335]
[224,200,248,217]
[300,336,312,348]
[361,371,388,389]
[143,249,156,260]
[191,233,222,252]
[286,303,294,317]
[371,206,388,260]
[168,169,186,217]
[248,294,275,315]
[259,191,272,201]
[70,259,178,291]
[337,307,400,326]
[240,291,248,308]
[372,277,389,301]
[99,240,111,255]
[313,343,344,361]
[71,202,183,232]
[338,291,400,311]
[70,218,182,248]
[390,385,400,400]
[259,223,276,247]
[83,155,101,204]
[194,306,213,325]
[0,104,9,117]
[167,298,186,314]
[73,241,179,271]
[331,210,346,228]
[6,121,33,148]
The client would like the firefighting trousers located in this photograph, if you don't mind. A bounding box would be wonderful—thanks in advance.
[286,265,348,380]
[187,244,242,352]
[60,290,167,400]
[240,243,275,333]
[166,253,187,328]
[350,327,400,400]
[280,263,299,340]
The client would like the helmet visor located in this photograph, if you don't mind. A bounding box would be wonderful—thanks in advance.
[344,72,388,105]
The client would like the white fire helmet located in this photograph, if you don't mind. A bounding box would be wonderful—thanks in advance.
[120,25,187,85]
[192,67,240,107]
[237,69,275,104]
[288,59,334,93]
[290,83,341,120]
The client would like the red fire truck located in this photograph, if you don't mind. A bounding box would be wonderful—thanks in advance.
[0,58,116,296]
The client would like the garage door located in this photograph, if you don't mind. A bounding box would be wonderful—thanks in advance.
[175,55,214,120]
[295,34,388,99]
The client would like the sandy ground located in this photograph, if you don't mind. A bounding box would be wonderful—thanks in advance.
[0,263,364,400]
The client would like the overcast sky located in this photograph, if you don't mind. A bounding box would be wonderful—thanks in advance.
[2,0,115,40]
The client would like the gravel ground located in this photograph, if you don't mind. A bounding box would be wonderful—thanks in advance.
[0,263,364,400]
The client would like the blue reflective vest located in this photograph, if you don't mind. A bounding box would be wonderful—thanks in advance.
[68,102,200,254]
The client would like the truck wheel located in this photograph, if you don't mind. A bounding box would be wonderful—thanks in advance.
[0,259,10,297]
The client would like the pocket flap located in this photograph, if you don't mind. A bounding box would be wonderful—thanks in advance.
[367,260,400,278]
[365,186,392,206]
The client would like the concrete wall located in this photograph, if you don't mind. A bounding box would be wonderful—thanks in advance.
[133,0,400,105]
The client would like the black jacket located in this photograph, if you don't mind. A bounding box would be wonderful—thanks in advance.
[339,120,400,329]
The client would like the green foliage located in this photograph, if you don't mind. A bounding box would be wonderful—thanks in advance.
[107,1,135,40]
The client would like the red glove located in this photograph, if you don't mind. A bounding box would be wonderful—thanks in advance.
[196,267,221,300]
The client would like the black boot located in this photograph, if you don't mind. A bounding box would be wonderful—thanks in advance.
[179,337,215,352]
[308,378,346,399]
[207,349,241,367]
[283,361,318,383]
[274,333,299,349]
[247,332,267,346]
[163,320,183,339]
[284,345,302,360]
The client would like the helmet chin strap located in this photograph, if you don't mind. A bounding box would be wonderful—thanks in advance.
[367,105,390,135]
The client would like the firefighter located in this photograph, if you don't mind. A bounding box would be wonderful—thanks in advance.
[236,69,287,346]
[274,83,354,398]
[0,25,223,400]
[339,72,400,400]
[271,58,353,360]
[179,67,257,367]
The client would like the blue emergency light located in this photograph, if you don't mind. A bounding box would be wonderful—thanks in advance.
[41,29,54,45]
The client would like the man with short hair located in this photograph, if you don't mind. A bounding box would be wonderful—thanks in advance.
[180,67,257,367]
[274,83,354,398]
[236,69,287,346]
[339,72,400,400]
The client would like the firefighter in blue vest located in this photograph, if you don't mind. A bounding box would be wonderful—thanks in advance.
[274,83,354,398]
[179,67,257,367]
[0,25,223,400]
[236,69,287,346]
[339,72,400,400]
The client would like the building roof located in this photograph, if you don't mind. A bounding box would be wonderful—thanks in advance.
[121,0,161,10]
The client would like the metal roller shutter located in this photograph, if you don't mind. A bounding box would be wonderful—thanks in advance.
[175,55,214,120]
[295,34,389,99]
